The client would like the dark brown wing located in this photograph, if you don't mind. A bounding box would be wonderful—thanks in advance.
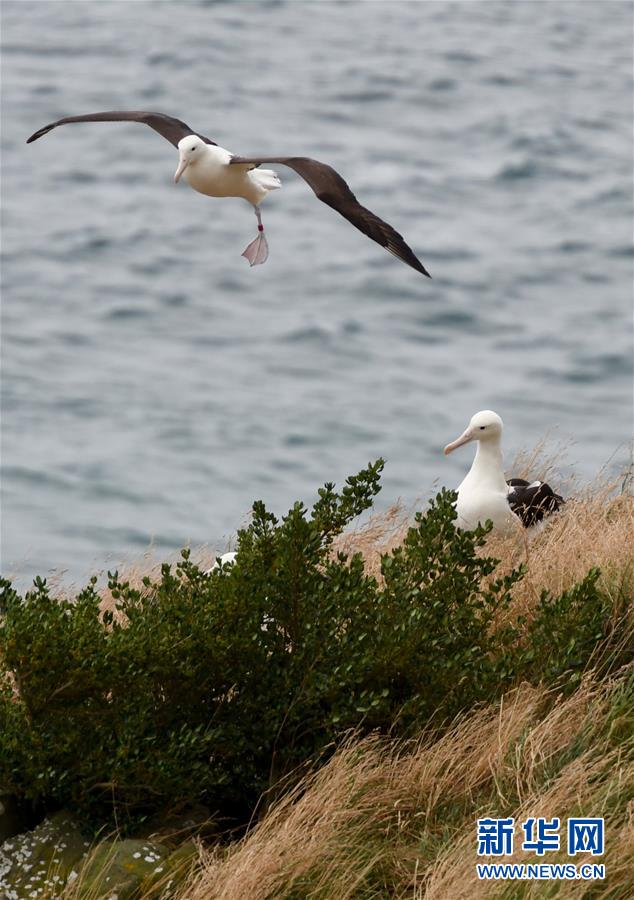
[507,478,564,527]
[26,111,217,148]
[230,155,430,276]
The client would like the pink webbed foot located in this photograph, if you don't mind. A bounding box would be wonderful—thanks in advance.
[241,232,269,267]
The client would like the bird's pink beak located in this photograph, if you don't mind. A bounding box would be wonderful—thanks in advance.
[443,427,475,456]
[174,155,188,183]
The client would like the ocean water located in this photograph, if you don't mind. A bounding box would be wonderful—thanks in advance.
[1,0,632,587]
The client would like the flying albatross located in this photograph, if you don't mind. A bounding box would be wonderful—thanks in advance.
[443,410,564,535]
[26,110,430,275]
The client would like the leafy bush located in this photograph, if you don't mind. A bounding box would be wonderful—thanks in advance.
[0,462,625,833]
[505,567,623,688]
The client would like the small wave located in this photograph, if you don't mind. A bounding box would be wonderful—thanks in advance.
[159,293,188,308]
[400,330,444,346]
[424,310,478,328]
[581,272,610,284]
[564,370,606,385]
[495,160,538,181]
[576,352,633,377]
[86,483,146,503]
[605,244,634,259]
[281,325,333,345]
[333,90,393,103]
[574,116,610,131]
[147,52,180,66]
[32,84,58,95]
[284,433,310,448]
[80,236,112,252]
[53,331,94,347]
[482,74,518,87]
[428,77,456,92]
[575,187,629,208]
[317,109,361,125]
[444,50,481,64]
[58,170,99,184]
[139,82,167,100]
[270,455,307,472]
[105,306,151,321]
[495,159,585,183]
[556,240,591,254]
[342,319,363,336]
[4,465,75,491]
[426,247,478,262]
[77,523,160,548]
[54,396,100,416]
[532,350,632,385]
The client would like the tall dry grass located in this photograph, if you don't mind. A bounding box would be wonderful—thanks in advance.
[74,458,632,898]
[94,483,633,635]
[335,469,633,630]
[180,671,632,899]
[174,465,633,900]
[94,445,632,626]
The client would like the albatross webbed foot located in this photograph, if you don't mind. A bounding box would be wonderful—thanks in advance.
[241,232,269,266]
[242,206,269,267]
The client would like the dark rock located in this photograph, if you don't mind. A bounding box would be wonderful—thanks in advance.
[140,841,199,898]
[133,803,215,846]
[78,838,169,900]
[0,795,29,844]
[0,810,90,898]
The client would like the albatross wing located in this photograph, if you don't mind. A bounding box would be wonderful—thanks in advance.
[230,155,430,276]
[507,478,564,527]
[26,110,217,148]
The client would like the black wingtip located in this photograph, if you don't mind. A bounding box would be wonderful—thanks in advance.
[402,248,431,277]
[413,259,431,277]
[407,258,431,277]
[388,244,432,277]
[26,124,54,144]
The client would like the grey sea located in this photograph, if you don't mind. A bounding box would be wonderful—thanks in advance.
[1,0,632,587]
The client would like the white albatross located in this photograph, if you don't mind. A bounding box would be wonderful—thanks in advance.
[204,551,237,576]
[26,110,430,275]
[443,410,564,535]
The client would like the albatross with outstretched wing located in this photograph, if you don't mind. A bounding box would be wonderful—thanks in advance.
[27,110,430,275]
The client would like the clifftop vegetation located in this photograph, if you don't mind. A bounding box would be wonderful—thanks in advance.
[1,461,632,897]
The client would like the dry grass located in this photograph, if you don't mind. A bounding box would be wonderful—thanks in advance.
[50,453,632,898]
[169,460,633,900]
[94,481,632,635]
[335,463,634,634]
[178,671,632,899]
[94,444,633,631]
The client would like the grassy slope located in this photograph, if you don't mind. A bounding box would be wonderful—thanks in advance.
[45,472,633,899]
[175,480,633,900]
[183,675,632,900]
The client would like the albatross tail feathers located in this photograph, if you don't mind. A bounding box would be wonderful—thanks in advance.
[249,167,282,194]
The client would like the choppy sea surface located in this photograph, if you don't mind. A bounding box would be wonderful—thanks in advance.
[1,1,632,587]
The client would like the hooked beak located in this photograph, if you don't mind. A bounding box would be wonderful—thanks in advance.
[443,427,475,456]
[174,155,188,183]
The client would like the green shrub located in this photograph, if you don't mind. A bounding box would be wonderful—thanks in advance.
[505,567,623,688]
[0,462,626,833]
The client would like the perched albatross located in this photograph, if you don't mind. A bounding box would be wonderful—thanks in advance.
[26,110,430,275]
[204,551,237,576]
[443,410,564,535]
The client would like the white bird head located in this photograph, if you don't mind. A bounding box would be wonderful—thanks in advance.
[174,135,206,182]
[443,410,504,455]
